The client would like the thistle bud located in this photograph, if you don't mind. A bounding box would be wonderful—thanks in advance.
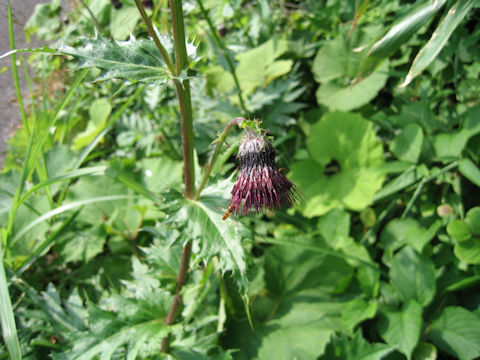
[228,131,300,216]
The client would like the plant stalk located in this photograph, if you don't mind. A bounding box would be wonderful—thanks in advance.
[160,0,196,353]
[194,117,244,200]
[133,0,176,74]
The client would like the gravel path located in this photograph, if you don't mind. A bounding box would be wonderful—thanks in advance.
[0,0,42,170]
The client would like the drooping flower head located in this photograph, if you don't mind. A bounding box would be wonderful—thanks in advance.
[227,123,300,216]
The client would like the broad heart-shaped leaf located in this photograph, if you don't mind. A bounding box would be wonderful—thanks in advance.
[389,246,436,306]
[319,331,396,360]
[289,111,385,217]
[235,36,293,98]
[428,306,480,360]
[59,33,172,85]
[378,300,422,360]
[312,27,389,111]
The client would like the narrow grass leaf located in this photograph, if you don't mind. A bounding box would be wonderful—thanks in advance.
[401,0,474,87]
[359,0,447,77]
[10,195,135,246]
[0,232,22,360]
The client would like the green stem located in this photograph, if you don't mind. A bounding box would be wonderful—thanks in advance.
[8,3,28,133]
[133,0,176,75]
[401,161,458,219]
[195,0,248,116]
[160,0,196,353]
[194,117,244,200]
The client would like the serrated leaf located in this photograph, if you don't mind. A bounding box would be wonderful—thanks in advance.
[56,295,172,360]
[428,306,480,360]
[401,0,474,87]
[171,180,248,290]
[378,300,422,359]
[58,225,106,263]
[389,246,436,306]
[59,33,172,85]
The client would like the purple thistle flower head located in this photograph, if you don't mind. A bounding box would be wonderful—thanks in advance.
[228,130,300,216]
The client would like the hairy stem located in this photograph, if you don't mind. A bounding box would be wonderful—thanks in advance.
[194,117,244,200]
[159,0,196,353]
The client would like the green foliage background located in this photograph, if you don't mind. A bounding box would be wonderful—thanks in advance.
[2,0,480,359]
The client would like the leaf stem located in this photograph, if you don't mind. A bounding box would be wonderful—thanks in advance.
[195,0,248,116]
[134,0,176,75]
[194,117,244,200]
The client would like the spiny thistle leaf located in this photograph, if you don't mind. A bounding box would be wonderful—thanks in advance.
[59,32,173,85]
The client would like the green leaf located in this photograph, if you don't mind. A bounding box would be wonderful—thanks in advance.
[289,112,385,217]
[412,342,437,360]
[447,219,472,242]
[359,0,448,77]
[465,207,480,236]
[110,5,141,40]
[453,238,480,265]
[231,290,344,360]
[312,29,389,111]
[320,331,396,360]
[0,233,22,360]
[58,225,107,263]
[459,159,480,187]
[73,98,112,150]
[235,36,293,98]
[59,33,172,85]
[389,246,436,306]
[428,306,480,360]
[172,180,248,290]
[264,234,354,296]
[378,300,422,359]
[378,217,408,250]
[401,0,475,87]
[342,298,377,335]
[56,293,173,360]
[390,124,424,163]
[433,130,470,160]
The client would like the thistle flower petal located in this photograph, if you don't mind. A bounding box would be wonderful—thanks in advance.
[228,132,300,215]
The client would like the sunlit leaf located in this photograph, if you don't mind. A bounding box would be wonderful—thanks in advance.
[401,0,475,87]
[59,32,173,85]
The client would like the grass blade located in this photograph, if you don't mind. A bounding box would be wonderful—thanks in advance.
[10,195,135,246]
[0,231,22,360]
[16,209,82,275]
[358,0,447,78]
[400,0,474,87]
